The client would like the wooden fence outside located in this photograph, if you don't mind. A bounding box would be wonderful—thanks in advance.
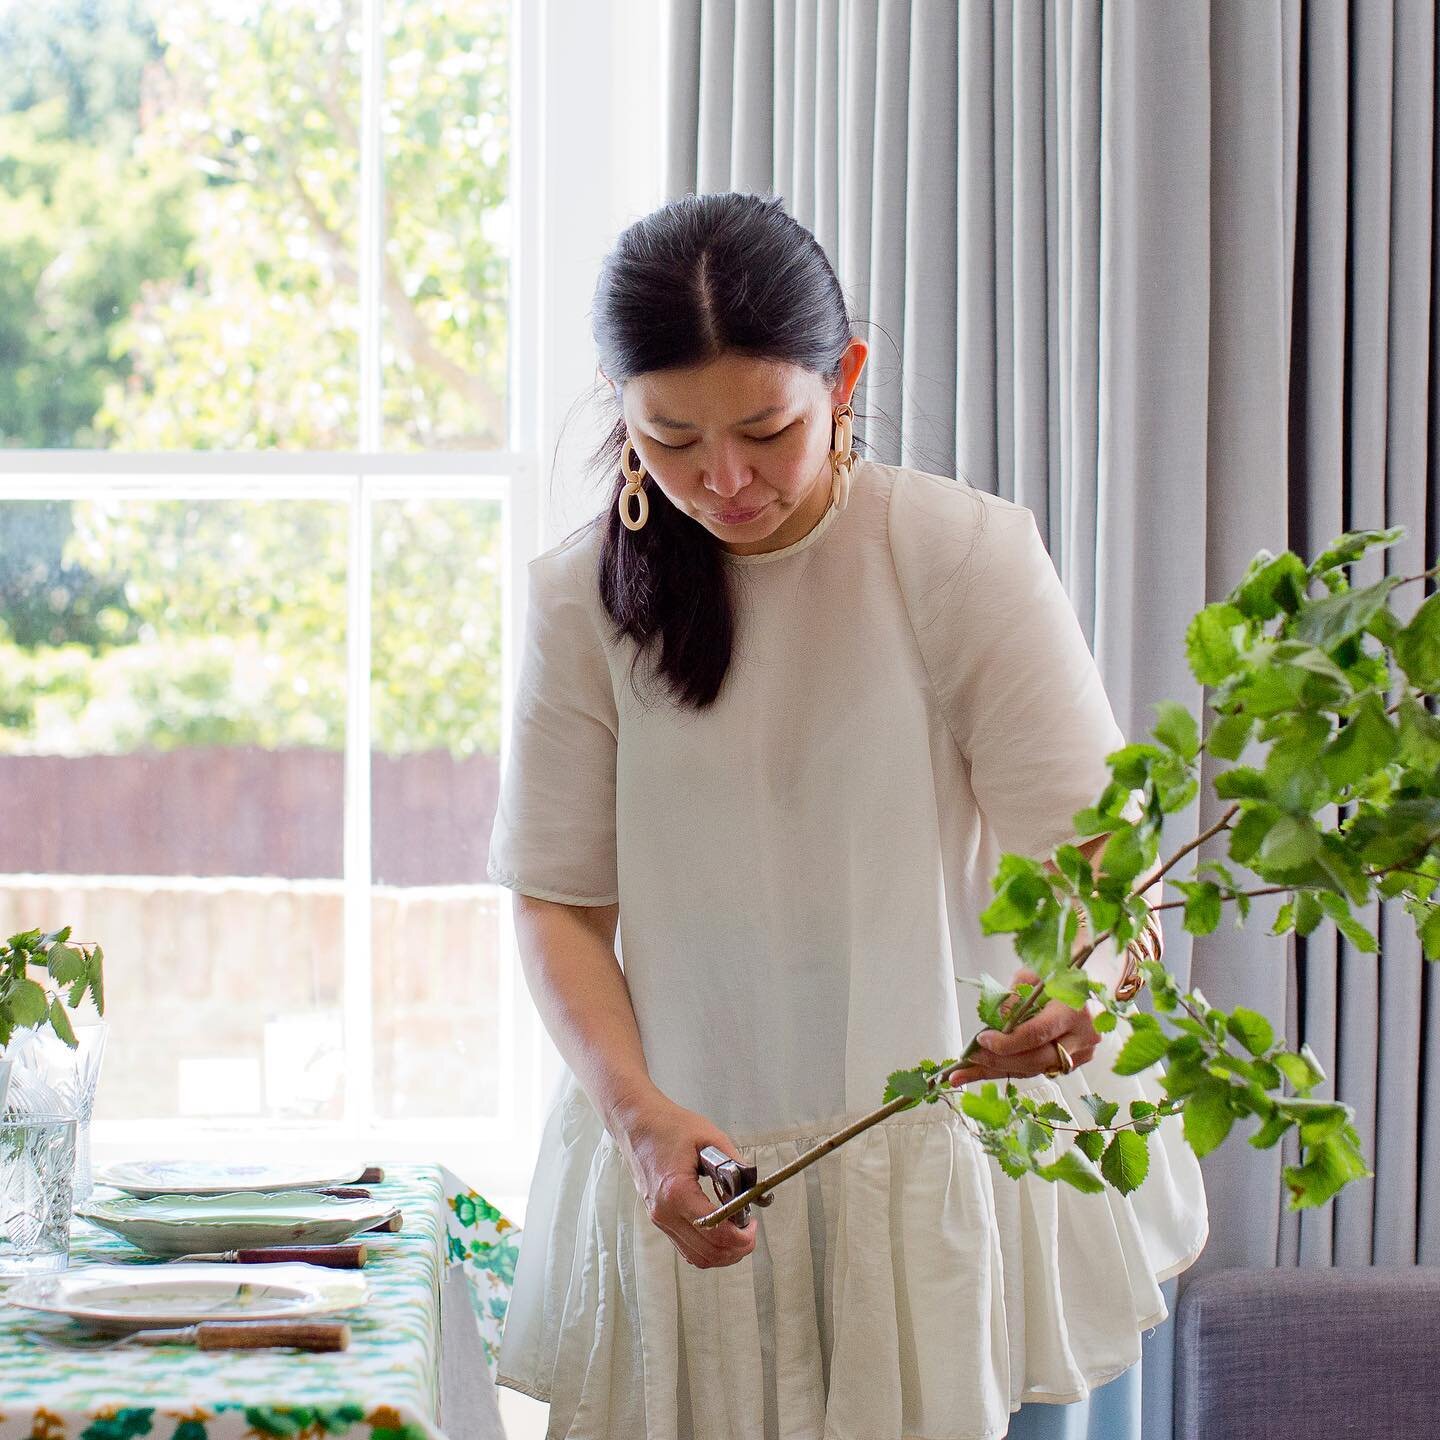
[0,748,502,885]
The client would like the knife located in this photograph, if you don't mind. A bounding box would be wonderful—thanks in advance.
[163,1243,367,1268]
[28,1320,350,1352]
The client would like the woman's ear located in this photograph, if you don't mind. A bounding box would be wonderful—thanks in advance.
[834,337,869,405]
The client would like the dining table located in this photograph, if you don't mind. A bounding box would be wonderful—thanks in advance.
[0,1164,520,1440]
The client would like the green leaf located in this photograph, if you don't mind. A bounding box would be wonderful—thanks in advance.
[1179,881,1224,935]
[1034,1101,1073,1123]
[1052,842,1100,892]
[1092,1008,1118,1033]
[975,972,1012,1031]
[1290,1099,1352,1147]
[48,997,77,1047]
[7,978,49,1028]
[1293,891,1324,936]
[1186,602,1250,685]
[1106,744,1164,790]
[1321,693,1400,792]
[1042,966,1095,1008]
[1293,576,1400,650]
[1183,1079,1236,1157]
[1153,700,1200,761]
[884,1069,928,1109]
[1228,804,1277,863]
[1074,1128,1106,1163]
[1397,694,1440,770]
[1258,815,1321,871]
[1249,1109,1293,1149]
[1232,548,1309,621]
[1017,1116,1054,1157]
[45,944,86,986]
[1307,526,1405,576]
[89,945,105,1015]
[1081,1091,1121,1128]
[1395,592,1440,690]
[1421,906,1440,960]
[1101,1129,1151,1194]
[960,1081,1013,1129]
[1318,893,1379,953]
[1274,1045,1325,1095]
[1113,1021,1170,1076]
[1205,711,1256,761]
[1365,605,1404,648]
[1099,825,1147,886]
[1226,1006,1276,1056]
[1213,766,1270,800]
[1037,1148,1106,1194]
[979,860,1052,934]
[1283,1134,1373,1209]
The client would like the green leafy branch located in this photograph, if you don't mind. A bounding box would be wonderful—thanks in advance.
[0,925,105,1051]
[696,525,1440,1230]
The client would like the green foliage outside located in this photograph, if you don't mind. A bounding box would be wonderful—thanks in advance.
[0,497,502,757]
[0,0,510,759]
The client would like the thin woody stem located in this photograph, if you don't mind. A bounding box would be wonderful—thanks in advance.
[1133,803,1241,896]
[692,1094,922,1229]
[1148,840,1440,913]
[696,713,1440,1228]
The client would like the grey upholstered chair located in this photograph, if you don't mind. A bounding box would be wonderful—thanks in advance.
[1175,1265,1440,1439]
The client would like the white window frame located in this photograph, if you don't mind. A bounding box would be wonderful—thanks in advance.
[0,0,666,1220]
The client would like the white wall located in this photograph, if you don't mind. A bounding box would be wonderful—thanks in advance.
[506,0,669,1189]
[531,0,669,553]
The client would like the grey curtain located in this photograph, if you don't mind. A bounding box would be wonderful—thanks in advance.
[665,2,1440,1439]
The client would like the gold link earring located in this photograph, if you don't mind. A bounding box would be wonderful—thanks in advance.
[618,436,649,531]
[830,403,856,512]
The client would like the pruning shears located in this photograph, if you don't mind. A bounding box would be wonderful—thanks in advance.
[697,1144,774,1229]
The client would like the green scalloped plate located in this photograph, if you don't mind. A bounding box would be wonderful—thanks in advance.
[75,1191,400,1257]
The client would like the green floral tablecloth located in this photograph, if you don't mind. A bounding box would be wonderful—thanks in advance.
[437,1165,520,1376]
[0,1164,522,1440]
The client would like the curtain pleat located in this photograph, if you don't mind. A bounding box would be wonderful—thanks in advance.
[901,1,958,473]
[661,3,1440,1436]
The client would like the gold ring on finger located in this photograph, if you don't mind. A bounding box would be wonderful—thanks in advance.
[1043,1040,1075,1078]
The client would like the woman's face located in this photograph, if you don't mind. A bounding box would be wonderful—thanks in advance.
[608,339,868,556]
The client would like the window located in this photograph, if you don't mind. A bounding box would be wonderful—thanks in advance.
[0,0,665,1219]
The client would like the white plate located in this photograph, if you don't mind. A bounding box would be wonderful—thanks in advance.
[94,1159,369,1199]
[75,1192,400,1257]
[3,1262,368,1334]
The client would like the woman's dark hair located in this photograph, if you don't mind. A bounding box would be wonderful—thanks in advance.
[582,191,863,713]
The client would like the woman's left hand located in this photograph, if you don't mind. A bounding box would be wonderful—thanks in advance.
[946,967,1101,1087]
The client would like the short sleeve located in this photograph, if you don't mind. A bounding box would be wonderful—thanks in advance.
[890,470,1131,863]
[485,543,619,906]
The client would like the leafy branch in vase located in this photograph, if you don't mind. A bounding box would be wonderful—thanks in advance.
[695,525,1440,1230]
[0,927,106,1050]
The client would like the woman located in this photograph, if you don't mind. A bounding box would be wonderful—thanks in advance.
[486,191,1207,1440]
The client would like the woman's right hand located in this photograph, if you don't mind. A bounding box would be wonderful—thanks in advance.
[610,1090,759,1270]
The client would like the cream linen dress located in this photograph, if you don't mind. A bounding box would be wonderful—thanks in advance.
[485,457,1208,1440]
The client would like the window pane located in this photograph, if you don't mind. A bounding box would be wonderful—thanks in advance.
[0,0,362,449]
[370,496,503,1119]
[0,496,350,1122]
[381,0,510,450]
